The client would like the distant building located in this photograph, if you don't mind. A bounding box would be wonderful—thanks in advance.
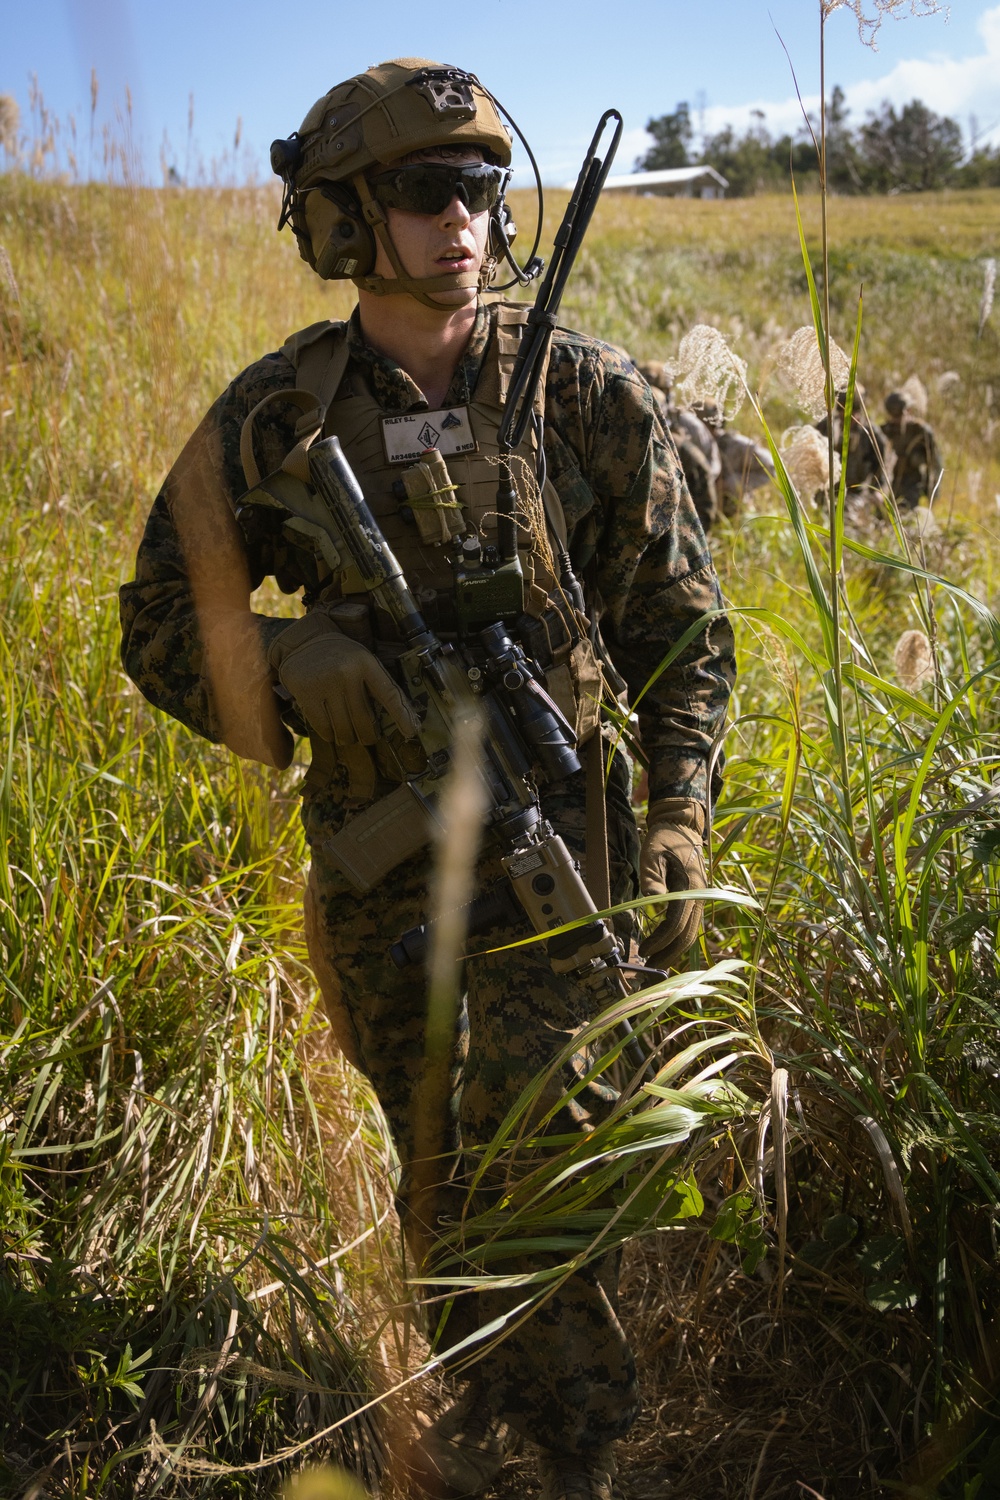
[569,165,729,199]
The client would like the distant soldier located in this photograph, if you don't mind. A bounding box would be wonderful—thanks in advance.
[698,401,775,516]
[881,390,943,509]
[815,388,893,504]
[636,360,721,531]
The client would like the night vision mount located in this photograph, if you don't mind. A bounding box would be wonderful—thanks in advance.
[407,66,478,119]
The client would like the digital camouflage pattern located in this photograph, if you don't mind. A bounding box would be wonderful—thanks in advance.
[303,740,641,1449]
[631,359,720,532]
[121,300,735,805]
[119,298,735,1451]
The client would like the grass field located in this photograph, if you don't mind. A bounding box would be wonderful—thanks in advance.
[2,173,1000,1497]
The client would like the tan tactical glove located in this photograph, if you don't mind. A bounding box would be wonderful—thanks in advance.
[267,612,420,746]
[638,797,707,966]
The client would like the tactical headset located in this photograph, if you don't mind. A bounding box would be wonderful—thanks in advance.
[270,59,543,309]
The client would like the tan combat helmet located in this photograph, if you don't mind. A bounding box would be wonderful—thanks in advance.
[271,59,517,308]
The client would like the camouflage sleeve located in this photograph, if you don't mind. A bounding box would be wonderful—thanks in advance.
[545,337,736,806]
[119,351,305,760]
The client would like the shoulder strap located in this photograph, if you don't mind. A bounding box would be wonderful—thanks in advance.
[476,303,569,556]
[476,300,550,416]
[281,321,352,413]
[495,300,534,407]
[239,323,352,489]
[240,388,323,489]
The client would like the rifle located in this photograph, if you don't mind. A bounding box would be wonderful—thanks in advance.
[238,112,659,1019]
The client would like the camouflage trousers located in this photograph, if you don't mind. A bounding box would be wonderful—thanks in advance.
[301,741,642,1452]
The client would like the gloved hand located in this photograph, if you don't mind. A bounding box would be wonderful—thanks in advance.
[267,612,420,746]
[638,797,707,966]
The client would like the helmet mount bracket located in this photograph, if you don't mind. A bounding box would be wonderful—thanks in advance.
[407,67,478,119]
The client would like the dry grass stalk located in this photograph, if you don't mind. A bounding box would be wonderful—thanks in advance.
[607,1233,910,1497]
[411,709,488,1267]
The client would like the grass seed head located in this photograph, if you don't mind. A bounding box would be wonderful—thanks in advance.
[781,423,840,500]
[979,257,996,338]
[670,324,748,419]
[893,628,934,688]
[0,244,19,304]
[898,373,928,418]
[822,0,948,50]
[0,95,18,158]
[777,326,851,419]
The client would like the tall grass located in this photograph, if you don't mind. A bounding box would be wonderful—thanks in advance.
[0,176,398,1497]
[2,114,999,1496]
[422,69,1000,1499]
[585,55,998,1489]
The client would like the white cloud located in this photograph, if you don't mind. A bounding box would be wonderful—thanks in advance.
[688,4,1000,154]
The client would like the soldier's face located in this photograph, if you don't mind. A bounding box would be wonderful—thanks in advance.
[375,148,490,306]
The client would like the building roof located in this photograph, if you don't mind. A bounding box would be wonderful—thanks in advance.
[563,164,729,192]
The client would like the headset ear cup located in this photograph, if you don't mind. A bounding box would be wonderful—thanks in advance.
[303,186,377,280]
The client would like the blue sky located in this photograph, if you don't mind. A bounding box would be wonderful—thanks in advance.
[4,1,999,186]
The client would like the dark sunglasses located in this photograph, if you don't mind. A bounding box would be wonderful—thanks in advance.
[367,163,508,216]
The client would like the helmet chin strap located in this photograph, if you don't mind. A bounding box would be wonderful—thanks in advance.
[351,175,487,311]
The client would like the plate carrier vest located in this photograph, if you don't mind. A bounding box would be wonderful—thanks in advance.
[239,301,605,791]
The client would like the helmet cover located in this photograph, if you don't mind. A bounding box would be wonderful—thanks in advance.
[295,59,511,192]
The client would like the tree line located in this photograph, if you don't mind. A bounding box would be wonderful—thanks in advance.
[639,88,1000,195]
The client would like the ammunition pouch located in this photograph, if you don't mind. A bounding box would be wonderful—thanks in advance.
[320,778,435,892]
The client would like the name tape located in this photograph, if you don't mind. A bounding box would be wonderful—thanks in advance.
[382,406,476,464]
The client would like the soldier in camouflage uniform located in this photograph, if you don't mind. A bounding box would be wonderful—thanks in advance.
[696,401,775,517]
[635,359,721,532]
[881,390,943,509]
[120,59,735,1500]
[815,387,893,508]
